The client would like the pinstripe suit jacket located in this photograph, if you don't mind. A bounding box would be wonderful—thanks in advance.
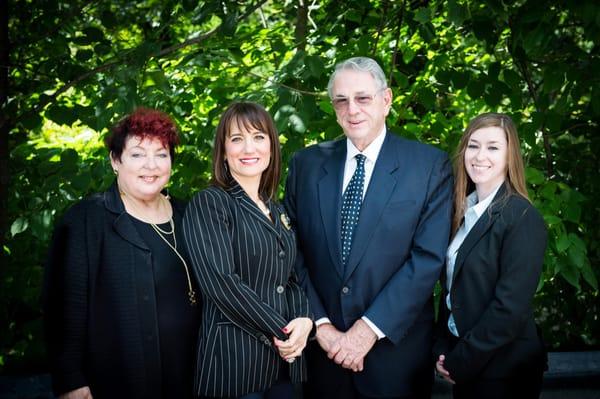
[182,183,310,398]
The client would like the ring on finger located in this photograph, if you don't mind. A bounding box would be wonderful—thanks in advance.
[287,357,295,363]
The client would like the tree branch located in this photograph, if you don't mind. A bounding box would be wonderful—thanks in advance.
[388,0,406,84]
[515,57,554,177]
[247,71,324,96]
[295,0,308,52]
[371,0,390,57]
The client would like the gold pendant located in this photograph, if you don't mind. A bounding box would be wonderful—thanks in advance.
[280,212,291,230]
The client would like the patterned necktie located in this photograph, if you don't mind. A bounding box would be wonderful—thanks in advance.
[341,154,366,267]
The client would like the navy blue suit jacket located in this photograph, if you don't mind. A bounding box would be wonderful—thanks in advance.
[284,132,453,396]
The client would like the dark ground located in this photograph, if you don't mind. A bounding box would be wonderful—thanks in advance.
[1,352,599,399]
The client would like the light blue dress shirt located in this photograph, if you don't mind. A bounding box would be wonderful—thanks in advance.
[445,184,502,336]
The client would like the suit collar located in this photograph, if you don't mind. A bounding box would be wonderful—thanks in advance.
[451,184,507,283]
[104,181,149,251]
[226,181,282,235]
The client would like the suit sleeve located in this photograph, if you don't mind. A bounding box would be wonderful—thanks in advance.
[285,267,312,320]
[444,204,547,383]
[182,189,288,340]
[284,153,328,320]
[363,152,453,344]
[42,203,90,395]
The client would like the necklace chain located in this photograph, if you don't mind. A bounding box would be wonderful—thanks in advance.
[153,217,175,235]
[150,221,197,306]
[121,190,196,306]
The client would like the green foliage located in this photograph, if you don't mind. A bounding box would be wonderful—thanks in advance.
[3,0,599,372]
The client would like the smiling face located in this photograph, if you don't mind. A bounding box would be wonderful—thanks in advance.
[111,135,171,201]
[464,126,508,199]
[331,69,392,150]
[224,118,271,187]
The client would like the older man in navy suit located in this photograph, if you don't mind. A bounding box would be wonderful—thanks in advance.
[284,57,453,398]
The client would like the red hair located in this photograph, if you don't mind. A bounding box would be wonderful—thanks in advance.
[105,107,180,161]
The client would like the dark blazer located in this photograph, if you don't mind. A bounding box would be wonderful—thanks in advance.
[43,183,188,399]
[284,132,453,397]
[434,184,547,384]
[182,183,310,398]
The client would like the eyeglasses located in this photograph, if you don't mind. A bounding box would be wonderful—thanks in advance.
[331,92,380,111]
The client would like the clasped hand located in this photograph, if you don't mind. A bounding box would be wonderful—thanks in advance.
[273,317,313,362]
[316,320,377,373]
[435,354,456,384]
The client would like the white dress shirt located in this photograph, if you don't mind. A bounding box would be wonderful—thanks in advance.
[316,127,387,339]
[445,183,502,336]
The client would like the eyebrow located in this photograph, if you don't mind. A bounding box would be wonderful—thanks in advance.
[468,139,502,144]
[129,145,167,150]
[333,90,371,97]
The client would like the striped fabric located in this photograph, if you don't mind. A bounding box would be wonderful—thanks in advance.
[183,183,310,398]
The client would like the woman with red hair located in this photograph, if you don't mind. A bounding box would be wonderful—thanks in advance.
[43,108,200,399]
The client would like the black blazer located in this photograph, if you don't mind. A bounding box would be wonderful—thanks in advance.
[43,183,188,398]
[182,183,310,398]
[434,184,547,384]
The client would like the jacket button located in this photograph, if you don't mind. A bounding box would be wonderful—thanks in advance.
[276,285,285,294]
[341,286,349,294]
[260,335,270,344]
[278,250,285,258]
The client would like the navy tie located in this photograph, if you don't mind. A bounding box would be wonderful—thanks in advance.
[341,154,366,267]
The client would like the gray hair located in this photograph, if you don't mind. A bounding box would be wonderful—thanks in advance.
[327,57,388,98]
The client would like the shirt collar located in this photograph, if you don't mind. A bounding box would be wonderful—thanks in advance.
[466,182,503,219]
[345,126,387,164]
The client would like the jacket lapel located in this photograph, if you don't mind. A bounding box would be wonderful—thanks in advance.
[344,133,399,280]
[228,183,280,237]
[451,185,506,284]
[104,182,150,251]
[318,140,346,277]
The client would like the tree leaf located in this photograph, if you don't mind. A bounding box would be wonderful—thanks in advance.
[467,79,485,99]
[559,262,580,291]
[555,233,570,253]
[525,167,545,185]
[447,0,468,25]
[567,246,585,269]
[581,262,598,290]
[414,7,431,24]
[10,218,29,237]
[83,27,104,42]
[306,56,324,78]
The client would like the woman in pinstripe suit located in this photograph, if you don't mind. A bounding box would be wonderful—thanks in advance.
[183,102,314,399]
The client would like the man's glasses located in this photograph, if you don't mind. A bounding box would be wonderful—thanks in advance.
[331,92,380,111]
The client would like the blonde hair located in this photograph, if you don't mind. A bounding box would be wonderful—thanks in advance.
[452,113,529,236]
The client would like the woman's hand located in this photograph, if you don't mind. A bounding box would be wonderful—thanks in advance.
[59,386,93,399]
[436,354,456,384]
[273,317,313,362]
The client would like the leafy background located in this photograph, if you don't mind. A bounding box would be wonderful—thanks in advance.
[1,0,599,373]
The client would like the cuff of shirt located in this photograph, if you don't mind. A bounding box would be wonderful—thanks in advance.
[361,316,386,339]
[315,317,331,327]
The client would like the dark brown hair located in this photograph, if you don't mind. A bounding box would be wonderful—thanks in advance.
[105,107,179,161]
[212,102,281,200]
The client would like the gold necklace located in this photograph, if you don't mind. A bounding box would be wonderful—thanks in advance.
[120,190,196,306]
[153,217,175,235]
[150,220,197,306]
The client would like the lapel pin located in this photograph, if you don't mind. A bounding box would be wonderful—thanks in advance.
[280,212,291,230]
